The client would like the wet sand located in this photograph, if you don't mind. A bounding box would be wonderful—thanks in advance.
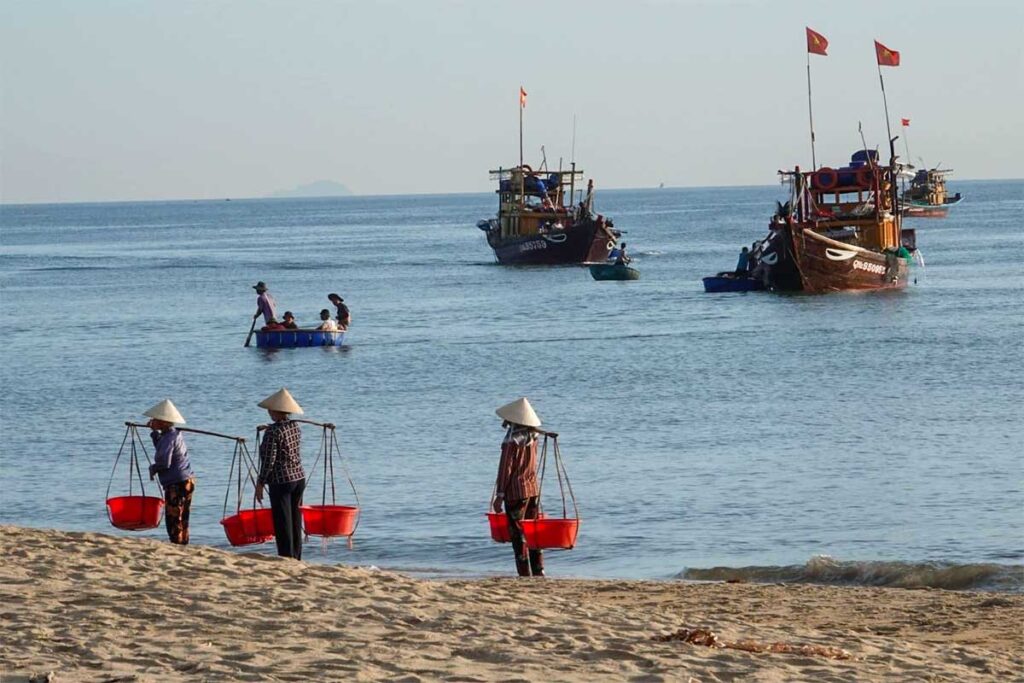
[2,525,1021,682]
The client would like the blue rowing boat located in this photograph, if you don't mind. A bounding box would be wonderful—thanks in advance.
[255,330,346,349]
[702,273,765,293]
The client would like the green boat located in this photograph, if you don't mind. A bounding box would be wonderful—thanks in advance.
[589,263,640,281]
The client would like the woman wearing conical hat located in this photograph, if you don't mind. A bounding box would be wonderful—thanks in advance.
[144,399,195,545]
[493,397,545,578]
[255,388,306,560]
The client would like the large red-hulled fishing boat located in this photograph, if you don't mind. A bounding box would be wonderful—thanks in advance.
[759,147,912,293]
[476,163,618,265]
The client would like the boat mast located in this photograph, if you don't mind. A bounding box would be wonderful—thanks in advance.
[805,27,828,171]
[519,85,526,168]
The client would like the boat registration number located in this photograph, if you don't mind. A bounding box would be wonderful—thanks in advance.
[519,241,548,253]
[852,260,886,275]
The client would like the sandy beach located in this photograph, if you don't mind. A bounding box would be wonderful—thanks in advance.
[1,526,1020,682]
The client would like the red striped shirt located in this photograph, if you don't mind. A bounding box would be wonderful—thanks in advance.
[495,428,539,502]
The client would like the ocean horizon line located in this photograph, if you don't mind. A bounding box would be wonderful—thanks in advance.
[2,176,1019,209]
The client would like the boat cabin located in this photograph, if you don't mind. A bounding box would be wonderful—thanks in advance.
[784,151,902,253]
[906,168,953,205]
[488,164,591,240]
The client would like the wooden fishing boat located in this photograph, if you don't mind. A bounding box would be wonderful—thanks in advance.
[477,164,619,265]
[702,272,764,293]
[589,262,640,281]
[764,147,911,293]
[255,329,345,349]
[902,167,962,218]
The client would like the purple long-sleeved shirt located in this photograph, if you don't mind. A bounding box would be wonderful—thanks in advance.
[256,292,277,324]
[149,428,194,487]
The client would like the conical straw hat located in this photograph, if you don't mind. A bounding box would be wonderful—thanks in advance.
[143,399,186,425]
[258,387,304,415]
[495,397,541,428]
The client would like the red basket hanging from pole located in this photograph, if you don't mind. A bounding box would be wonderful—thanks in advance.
[521,517,579,549]
[105,424,165,531]
[300,424,360,539]
[220,440,275,547]
[525,433,580,550]
[485,432,579,550]
[487,512,511,543]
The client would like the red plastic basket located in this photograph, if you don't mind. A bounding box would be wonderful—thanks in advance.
[220,508,275,546]
[107,495,164,531]
[521,518,579,549]
[301,505,359,537]
[487,512,511,543]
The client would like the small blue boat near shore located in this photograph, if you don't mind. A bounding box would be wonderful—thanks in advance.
[702,273,765,293]
[255,330,346,349]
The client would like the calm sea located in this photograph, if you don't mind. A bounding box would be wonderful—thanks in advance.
[1,181,1022,591]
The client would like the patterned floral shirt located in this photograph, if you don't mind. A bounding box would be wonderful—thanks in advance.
[257,420,304,485]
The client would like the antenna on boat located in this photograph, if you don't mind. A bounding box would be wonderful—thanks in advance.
[857,121,871,166]
[570,114,577,165]
[901,119,913,170]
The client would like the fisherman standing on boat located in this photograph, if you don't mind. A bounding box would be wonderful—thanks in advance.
[492,397,545,578]
[252,281,278,328]
[255,388,306,560]
[328,293,350,330]
[735,247,750,275]
[144,399,195,546]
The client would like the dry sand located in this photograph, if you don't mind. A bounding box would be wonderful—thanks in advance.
[2,525,1021,682]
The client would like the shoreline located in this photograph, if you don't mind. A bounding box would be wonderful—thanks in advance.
[3,525,1021,682]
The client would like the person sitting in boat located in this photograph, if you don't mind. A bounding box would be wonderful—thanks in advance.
[143,399,195,546]
[252,281,279,330]
[492,397,545,578]
[328,293,350,330]
[317,309,338,332]
[614,242,631,266]
[281,311,298,330]
[735,246,750,275]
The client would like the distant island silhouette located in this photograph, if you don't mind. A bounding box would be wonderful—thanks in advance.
[269,180,353,198]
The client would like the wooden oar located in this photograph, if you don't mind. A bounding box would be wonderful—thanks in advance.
[244,316,257,347]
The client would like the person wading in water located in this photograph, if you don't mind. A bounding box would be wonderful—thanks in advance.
[492,397,545,577]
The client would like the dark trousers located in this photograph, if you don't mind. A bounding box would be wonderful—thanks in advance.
[269,478,306,559]
[506,497,544,577]
[164,479,195,545]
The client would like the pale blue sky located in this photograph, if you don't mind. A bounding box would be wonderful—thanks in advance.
[2,0,1021,203]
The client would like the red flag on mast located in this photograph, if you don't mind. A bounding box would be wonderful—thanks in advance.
[806,27,828,56]
[519,87,527,109]
[875,40,900,67]
[901,118,910,127]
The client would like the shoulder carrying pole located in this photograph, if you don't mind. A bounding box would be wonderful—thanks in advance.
[125,421,245,443]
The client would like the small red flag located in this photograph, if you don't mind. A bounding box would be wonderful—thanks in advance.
[901,118,910,127]
[875,40,900,67]
[519,86,527,109]
[806,27,828,56]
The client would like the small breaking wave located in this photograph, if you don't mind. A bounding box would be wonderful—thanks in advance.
[679,555,1024,592]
